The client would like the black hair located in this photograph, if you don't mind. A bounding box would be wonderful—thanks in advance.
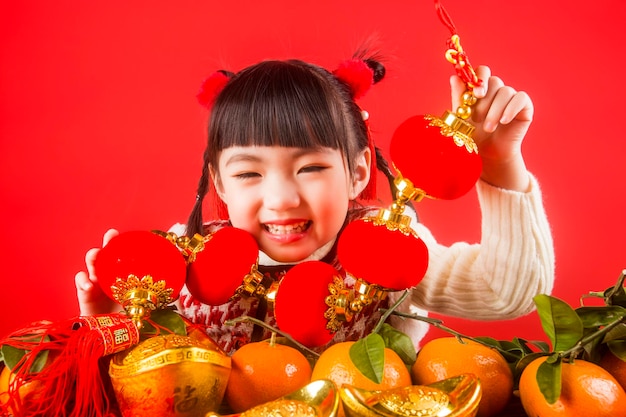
[186,56,394,237]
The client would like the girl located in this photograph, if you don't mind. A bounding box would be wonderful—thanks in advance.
[75,55,554,354]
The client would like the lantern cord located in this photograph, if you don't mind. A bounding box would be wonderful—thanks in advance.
[433,0,482,90]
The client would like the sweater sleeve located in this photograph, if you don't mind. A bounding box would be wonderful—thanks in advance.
[390,172,554,327]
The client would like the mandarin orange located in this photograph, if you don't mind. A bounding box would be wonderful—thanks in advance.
[599,349,626,391]
[410,337,513,417]
[519,356,626,417]
[0,364,43,415]
[311,341,412,417]
[224,336,312,413]
[311,341,412,391]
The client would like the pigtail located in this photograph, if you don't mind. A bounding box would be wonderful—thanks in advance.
[187,70,233,236]
[186,148,211,237]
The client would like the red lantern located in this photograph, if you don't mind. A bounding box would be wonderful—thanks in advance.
[186,226,260,306]
[94,230,187,327]
[337,218,429,291]
[390,113,482,200]
[274,261,337,348]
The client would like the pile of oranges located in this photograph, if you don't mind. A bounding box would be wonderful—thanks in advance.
[222,332,626,417]
[221,272,626,417]
[224,334,514,416]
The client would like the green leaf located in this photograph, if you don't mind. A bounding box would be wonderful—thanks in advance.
[141,309,187,337]
[1,345,27,371]
[1,335,50,373]
[534,294,584,352]
[350,333,385,384]
[575,306,626,328]
[536,354,562,405]
[608,340,626,361]
[511,338,535,355]
[473,336,500,348]
[604,271,626,307]
[528,340,551,353]
[377,323,416,366]
[603,323,626,343]
[514,352,548,376]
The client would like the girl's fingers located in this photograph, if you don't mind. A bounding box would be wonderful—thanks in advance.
[472,66,491,98]
[75,270,92,292]
[85,247,100,280]
[103,228,120,246]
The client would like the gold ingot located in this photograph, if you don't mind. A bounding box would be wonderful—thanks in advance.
[340,374,482,417]
[109,331,231,417]
[206,379,339,417]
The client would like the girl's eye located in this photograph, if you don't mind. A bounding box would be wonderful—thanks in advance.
[234,172,261,180]
[299,165,327,174]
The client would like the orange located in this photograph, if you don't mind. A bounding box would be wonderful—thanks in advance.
[410,337,513,417]
[599,349,626,391]
[224,336,312,413]
[0,365,42,414]
[519,356,626,417]
[311,341,412,391]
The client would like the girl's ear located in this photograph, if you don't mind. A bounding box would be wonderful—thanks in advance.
[349,148,372,200]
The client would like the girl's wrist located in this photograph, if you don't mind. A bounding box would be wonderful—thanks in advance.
[479,154,530,192]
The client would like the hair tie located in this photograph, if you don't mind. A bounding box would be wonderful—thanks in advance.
[196,70,232,109]
[332,59,374,100]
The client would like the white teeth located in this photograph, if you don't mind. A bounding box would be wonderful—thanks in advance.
[265,221,309,234]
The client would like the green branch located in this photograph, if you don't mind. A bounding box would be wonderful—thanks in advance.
[224,316,320,358]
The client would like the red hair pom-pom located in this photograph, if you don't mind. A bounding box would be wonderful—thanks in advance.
[196,71,230,109]
[337,219,429,291]
[186,227,259,306]
[274,261,337,348]
[333,59,374,100]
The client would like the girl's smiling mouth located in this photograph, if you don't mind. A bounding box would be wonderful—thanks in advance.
[263,220,311,235]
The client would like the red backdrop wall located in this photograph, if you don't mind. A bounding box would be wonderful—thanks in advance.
[1,1,625,345]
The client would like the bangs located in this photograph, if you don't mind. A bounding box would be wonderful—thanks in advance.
[209,60,349,151]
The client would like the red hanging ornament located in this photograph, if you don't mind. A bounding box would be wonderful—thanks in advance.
[185,226,260,306]
[94,230,187,328]
[0,314,139,417]
[390,111,482,200]
[389,1,483,201]
[337,218,428,291]
[273,261,337,348]
[327,0,481,325]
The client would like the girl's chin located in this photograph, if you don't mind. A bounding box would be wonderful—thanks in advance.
[261,246,314,264]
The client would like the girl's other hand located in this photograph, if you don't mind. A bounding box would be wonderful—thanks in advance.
[450,65,532,191]
[75,228,121,315]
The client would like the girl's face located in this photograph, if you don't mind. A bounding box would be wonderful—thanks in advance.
[213,146,370,263]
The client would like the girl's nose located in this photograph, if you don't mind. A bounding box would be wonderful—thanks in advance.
[263,176,300,210]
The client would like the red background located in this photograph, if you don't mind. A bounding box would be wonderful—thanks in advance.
[1,1,625,345]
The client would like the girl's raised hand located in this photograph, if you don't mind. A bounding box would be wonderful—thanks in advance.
[450,65,532,191]
[75,228,121,315]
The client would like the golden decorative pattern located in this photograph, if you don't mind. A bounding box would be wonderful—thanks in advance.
[110,274,174,308]
[424,114,478,154]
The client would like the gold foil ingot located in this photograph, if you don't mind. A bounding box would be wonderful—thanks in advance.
[109,332,231,417]
[206,379,339,417]
[340,374,482,417]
